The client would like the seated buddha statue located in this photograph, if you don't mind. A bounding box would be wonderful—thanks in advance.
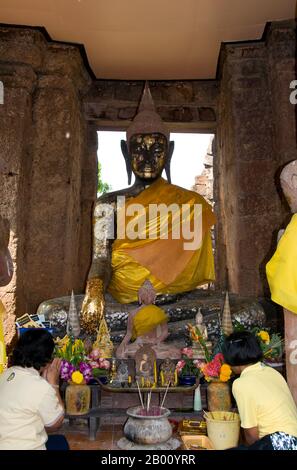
[116,279,181,359]
[81,82,216,334]
[191,309,212,360]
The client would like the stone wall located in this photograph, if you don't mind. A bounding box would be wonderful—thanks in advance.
[217,19,296,296]
[84,80,218,131]
[0,27,95,345]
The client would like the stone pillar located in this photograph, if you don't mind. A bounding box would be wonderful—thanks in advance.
[217,20,296,296]
[77,122,98,290]
[0,62,37,345]
[0,27,94,333]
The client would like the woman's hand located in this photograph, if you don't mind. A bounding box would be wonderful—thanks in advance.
[42,358,62,386]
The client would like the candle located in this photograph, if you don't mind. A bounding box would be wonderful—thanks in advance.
[174,369,178,386]
[194,384,202,411]
[154,360,157,384]
[160,371,164,387]
[128,375,132,384]
[141,376,144,387]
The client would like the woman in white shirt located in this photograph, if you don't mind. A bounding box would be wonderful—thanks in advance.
[0,329,68,450]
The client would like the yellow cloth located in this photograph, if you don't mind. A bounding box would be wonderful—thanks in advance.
[0,300,7,374]
[266,214,297,314]
[232,362,297,438]
[132,304,168,341]
[108,177,216,303]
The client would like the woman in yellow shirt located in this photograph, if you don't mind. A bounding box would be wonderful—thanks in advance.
[223,331,297,450]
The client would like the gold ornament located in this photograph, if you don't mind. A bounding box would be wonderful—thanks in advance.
[93,316,113,358]
[81,278,104,334]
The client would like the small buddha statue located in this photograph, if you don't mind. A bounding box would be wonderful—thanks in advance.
[116,279,181,359]
[135,345,155,385]
[195,308,208,340]
[160,358,176,386]
[81,82,216,333]
[191,309,212,360]
[93,317,113,358]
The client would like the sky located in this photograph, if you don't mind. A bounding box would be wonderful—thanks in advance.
[97,131,214,193]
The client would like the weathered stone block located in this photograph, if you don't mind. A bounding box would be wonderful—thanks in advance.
[114,81,144,101]
[198,107,216,121]
[118,107,137,120]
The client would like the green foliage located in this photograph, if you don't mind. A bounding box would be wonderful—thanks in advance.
[92,368,108,377]
[212,331,226,357]
[233,320,246,332]
[97,161,112,195]
[54,337,86,367]
[251,327,284,360]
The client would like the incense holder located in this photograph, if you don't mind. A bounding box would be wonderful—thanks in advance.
[124,406,172,445]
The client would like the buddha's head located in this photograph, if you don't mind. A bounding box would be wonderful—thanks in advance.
[280,160,297,213]
[121,82,174,184]
[138,279,156,305]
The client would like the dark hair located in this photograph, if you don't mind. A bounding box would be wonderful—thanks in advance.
[223,331,263,366]
[11,329,55,370]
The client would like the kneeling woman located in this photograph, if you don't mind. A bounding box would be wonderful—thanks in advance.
[223,331,297,450]
[0,329,68,450]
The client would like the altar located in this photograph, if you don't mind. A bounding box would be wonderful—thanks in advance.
[63,380,206,441]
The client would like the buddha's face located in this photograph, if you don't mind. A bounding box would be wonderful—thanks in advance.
[129,133,167,180]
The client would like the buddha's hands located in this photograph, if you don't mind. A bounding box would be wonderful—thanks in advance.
[81,277,105,333]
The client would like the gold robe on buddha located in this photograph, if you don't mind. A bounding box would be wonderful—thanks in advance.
[108,177,216,303]
[131,304,168,341]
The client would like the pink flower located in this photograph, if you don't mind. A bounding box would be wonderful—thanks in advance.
[102,359,110,370]
[89,360,99,369]
[176,360,186,371]
[181,347,193,359]
[89,349,101,360]
[213,353,224,364]
[193,360,205,369]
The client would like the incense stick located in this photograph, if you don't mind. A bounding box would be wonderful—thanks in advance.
[160,381,171,408]
[136,380,144,408]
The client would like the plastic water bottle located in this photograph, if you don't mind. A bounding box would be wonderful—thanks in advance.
[194,384,202,411]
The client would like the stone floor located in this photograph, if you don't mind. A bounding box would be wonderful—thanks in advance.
[59,416,185,450]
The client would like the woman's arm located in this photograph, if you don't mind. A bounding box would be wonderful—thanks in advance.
[243,427,259,446]
[41,358,65,432]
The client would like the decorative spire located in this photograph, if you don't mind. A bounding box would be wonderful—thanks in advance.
[221,291,233,336]
[66,290,81,338]
[93,317,113,358]
[126,81,169,144]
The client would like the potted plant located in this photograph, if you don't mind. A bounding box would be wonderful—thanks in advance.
[199,353,233,411]
[176,347,200,386]
[55,337,92,415]
[254,329,284,368]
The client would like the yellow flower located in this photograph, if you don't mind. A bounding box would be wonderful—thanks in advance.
[257,330,270,345]
[219,364,232,382]
[71,371,84,384]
